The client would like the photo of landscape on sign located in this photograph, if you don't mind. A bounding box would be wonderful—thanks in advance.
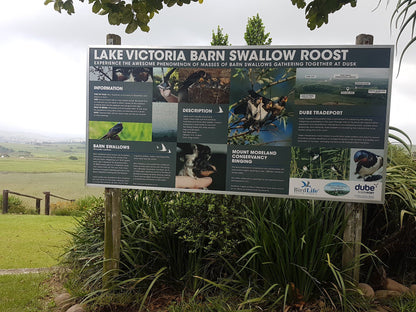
[86,46,393,203]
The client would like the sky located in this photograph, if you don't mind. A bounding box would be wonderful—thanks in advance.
[0,0,415,142]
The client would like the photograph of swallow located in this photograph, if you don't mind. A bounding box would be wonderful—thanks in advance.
[155,68,231,104]
[231,90,288,132]
[100,122,123,140]
[354,150,383,181]
[157,67,177,90]
[112,67,152,82]
[178,70,211,102]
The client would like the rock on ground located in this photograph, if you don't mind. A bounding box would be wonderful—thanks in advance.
[66,303,85,312]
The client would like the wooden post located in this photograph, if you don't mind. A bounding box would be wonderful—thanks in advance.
[36,199,41,214]
[102,33,122,288]
[342,34,374,283]
[106,33,121,45]
[103,187,122,287]
[342,202,363,282]
[2,190,8,214]
[44,192,50,215]
[111,189,121,266]
[103,188,114,286]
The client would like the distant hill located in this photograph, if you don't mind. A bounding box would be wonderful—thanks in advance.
[0,130,84,144]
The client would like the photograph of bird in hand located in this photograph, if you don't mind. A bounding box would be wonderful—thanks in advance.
[353,150,383,181]
[100,122,123,140]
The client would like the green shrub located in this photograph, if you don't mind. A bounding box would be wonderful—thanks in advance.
[64,191,356,311]
[119,191,248,288]
[62,204,105,296]
[0,194,34,214]
[51,196,104,216]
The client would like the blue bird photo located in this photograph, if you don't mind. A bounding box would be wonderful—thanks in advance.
[101,122,123,140]
[353,150,383,181]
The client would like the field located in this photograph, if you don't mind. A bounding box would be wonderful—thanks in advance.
[0,142,85,173]
[0,142,103,210]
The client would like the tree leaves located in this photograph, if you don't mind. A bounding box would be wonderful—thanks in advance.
[244,13,272,45]
[45,0,203,32]
[390,0,416,74]
[290,0,356,30]
[43,0,415,67]
[211,25,230,46]
[92,1,101,13]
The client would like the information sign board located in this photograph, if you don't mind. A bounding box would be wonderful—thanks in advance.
[86,45,393,203]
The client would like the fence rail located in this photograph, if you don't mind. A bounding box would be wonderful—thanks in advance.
[43,192,75,215]
[2,190,42,214]
[2,190,74,215]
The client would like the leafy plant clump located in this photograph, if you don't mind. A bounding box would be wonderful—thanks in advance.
[51,196,104,216]
[119,191,248,289]
[361,135,416,285]
[0,194,35,214]
[63,191,361,311]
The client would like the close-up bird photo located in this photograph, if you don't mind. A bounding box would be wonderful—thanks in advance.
[350,148,384,181]
[88,121,152,142]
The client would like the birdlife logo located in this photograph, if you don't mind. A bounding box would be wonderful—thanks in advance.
[293,180,319,195]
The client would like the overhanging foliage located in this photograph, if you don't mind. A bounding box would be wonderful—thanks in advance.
[44,0,204,33]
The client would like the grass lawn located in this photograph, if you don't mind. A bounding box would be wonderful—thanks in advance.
[0,215,76,269]
[0,273,51,312]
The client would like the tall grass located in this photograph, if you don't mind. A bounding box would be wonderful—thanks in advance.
[232,198,347,305]
[360,127,416,284]
[63,192,359,310]
[290,147,350,180]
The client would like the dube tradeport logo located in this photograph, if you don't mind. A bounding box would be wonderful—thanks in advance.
[354,183,378,194]
[293,180,319,195]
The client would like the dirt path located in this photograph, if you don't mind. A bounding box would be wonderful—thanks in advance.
[0,267,57,276]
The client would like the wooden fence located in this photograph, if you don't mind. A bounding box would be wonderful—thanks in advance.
[2,190,74,215]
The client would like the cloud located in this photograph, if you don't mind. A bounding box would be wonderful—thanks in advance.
[0,39,86,136]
